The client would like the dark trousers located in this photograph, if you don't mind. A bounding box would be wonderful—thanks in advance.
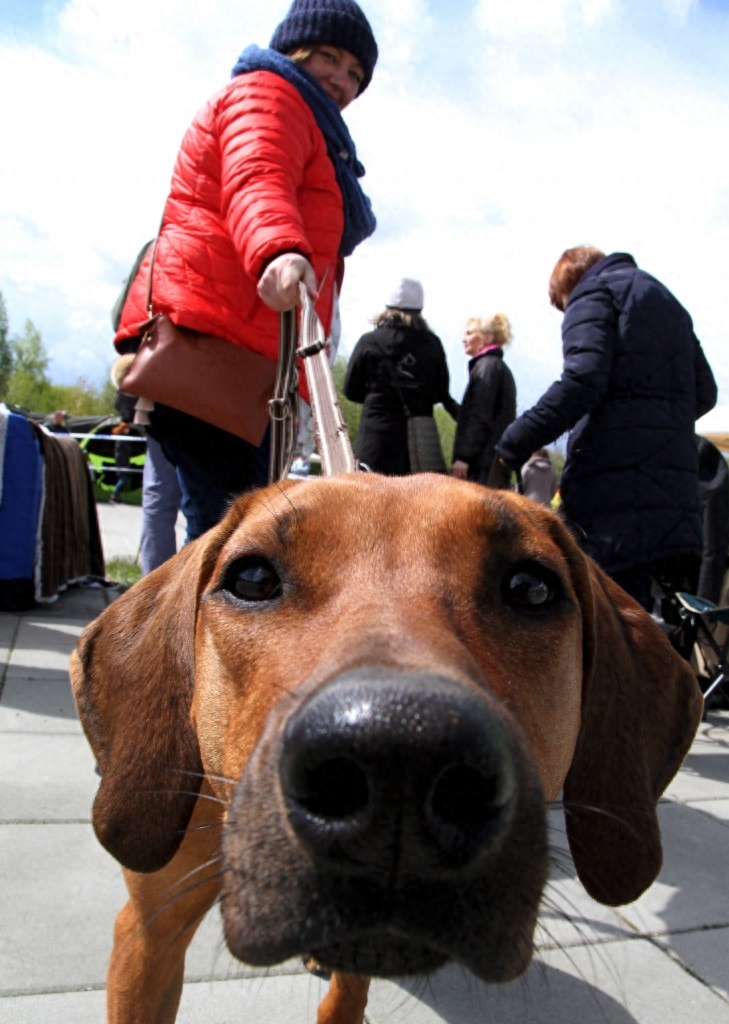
[611,556,700,612]
[612,555,701,661]
[148,404,270,542]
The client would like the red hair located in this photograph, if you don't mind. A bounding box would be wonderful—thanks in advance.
[548,246,605,310]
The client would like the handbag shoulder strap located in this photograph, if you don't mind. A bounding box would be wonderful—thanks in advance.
[145,214,166,316]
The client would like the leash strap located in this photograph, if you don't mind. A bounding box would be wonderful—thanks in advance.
[268,308,300,483]
[296,285,356,477]
[270,285,356,481]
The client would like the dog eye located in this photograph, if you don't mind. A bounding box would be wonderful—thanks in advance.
[502,564,562,611]
[223,557,282,603]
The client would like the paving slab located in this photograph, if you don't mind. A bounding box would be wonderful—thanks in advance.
[616,801,729,936]
[0,823,125,994]
[0,972,326,1024]
[0,677,81,732]
[95,501,185,563]
[656,924,729,1001]
[699,797,729,825]
[0,733,98,822]
[0,615,19,669]
[7,622,85,675]
[367,939,729,1024]
[667,742,729,801]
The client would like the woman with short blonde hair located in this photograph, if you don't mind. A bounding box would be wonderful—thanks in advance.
[451,312,516,486]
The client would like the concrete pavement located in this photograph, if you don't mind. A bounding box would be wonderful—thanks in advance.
[95,500,186,564]
[1,504,729,1023]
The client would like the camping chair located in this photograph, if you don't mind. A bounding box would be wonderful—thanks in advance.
[653,437,729,707]
[670,592,729,704]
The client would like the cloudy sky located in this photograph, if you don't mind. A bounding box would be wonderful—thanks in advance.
[1,0,727,412]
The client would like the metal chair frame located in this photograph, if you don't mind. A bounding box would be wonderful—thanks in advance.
[672,591,729,703]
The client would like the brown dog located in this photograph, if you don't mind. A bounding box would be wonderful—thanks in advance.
[70,474,702,1024]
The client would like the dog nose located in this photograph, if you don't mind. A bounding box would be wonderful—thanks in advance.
[279,671,518,877]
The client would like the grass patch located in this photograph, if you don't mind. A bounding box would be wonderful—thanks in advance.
[93,482,142,505]
[105,556,142,589]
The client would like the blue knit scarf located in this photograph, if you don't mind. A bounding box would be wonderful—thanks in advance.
[231,45,376,258]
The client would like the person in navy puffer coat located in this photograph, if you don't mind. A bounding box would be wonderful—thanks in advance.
[496,246,718,610]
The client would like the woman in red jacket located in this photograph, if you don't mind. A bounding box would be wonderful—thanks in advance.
[115,0,378,540]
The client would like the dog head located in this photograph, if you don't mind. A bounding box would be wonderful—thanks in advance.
[70,474,702,981]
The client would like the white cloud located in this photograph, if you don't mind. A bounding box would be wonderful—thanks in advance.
[663,0,699,21]
[474,0,613,39]
[0,0,726,417]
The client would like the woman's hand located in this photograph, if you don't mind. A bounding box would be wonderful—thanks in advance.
[258,253,319,311]
[451,459,469,480]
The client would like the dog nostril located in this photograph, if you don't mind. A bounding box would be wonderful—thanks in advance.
[430,763,505,829]
[289,756,369,820]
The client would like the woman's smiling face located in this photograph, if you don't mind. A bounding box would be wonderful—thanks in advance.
[300,46,364,110]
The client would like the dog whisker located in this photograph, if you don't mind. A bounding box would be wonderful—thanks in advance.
[543,910,628,1014]
[561,799,643,840]
[134,865,225,942]
[137,892,228,969]
[169,768,238,788]
[145,787,230,806]
[174,821,226,836]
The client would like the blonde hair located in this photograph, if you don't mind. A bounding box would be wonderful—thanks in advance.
[466,313,512,348]
[287,46,316,64]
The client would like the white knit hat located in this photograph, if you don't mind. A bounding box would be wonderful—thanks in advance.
[385,277,424,311]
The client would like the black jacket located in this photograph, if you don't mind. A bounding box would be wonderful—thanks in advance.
[453,348,516,484]
[496,253,718,573]
[344,322,458,475]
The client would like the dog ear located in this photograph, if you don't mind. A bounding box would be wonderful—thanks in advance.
[70,527,224,874]
[563,556,703,905]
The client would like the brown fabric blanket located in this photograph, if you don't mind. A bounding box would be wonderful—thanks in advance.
[35,428,105,599]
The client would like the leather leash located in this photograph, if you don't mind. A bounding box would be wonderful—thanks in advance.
[270,284,356,481]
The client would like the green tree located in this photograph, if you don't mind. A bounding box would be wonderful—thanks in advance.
[11,318,49,379]
[5,319,54,411]
[550,445,565,481]
[332,356,361,443]
[0,292,13,399]
[54,376,117,417]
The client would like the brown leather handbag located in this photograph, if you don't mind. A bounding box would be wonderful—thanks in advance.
[119,230,276,446]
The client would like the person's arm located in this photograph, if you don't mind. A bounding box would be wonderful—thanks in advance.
[216,75,321,308]
[497,290,617,469]
[693,333,718,420]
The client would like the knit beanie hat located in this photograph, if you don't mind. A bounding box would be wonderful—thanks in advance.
[385,278,425,312]
[270,0,378,93]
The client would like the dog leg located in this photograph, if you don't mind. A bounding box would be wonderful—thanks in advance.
[106,784,224,1024]
[316,972,370,1024]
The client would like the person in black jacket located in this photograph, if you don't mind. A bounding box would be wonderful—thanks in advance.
[496,246,718,609]
[451,313,517,487]
[343,278,459,474]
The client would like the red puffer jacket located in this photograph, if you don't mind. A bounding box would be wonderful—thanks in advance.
[115,71,343,362]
